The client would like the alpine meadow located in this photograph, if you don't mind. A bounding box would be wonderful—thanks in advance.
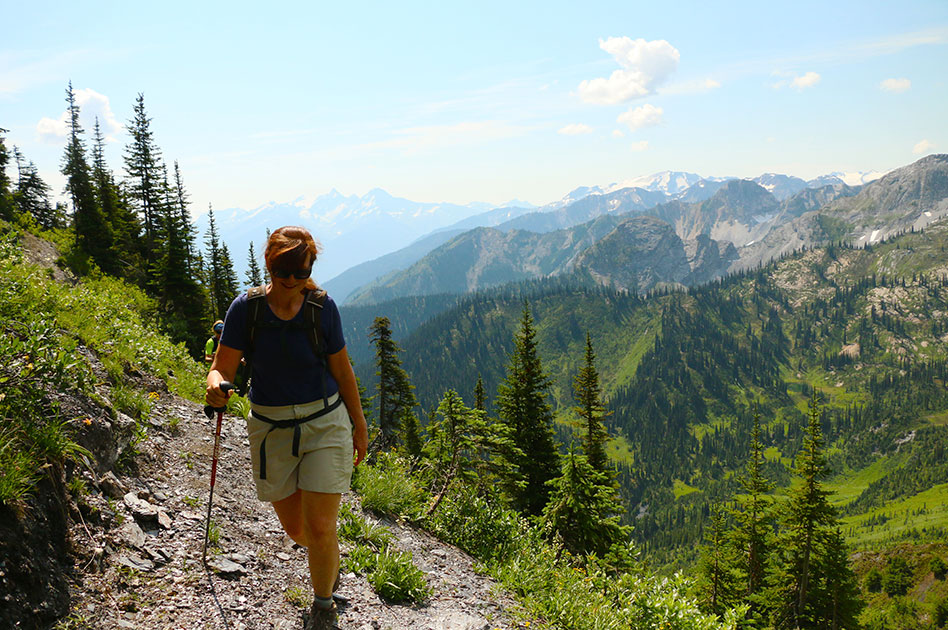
[3,3,948,629]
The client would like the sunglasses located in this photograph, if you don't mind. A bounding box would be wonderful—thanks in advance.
[271,266,313,280]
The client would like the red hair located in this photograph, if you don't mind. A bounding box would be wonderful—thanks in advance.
[265,226,322,292]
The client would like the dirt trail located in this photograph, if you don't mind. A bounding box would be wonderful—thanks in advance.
[66,390,530,630]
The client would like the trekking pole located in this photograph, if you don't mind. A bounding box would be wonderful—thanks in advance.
[202,381,234,565]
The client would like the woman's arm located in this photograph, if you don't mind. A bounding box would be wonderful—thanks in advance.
[206,344,243,407]
[327,346,369,466]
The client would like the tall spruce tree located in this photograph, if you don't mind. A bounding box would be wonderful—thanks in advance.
[124,92,163,266]
[369,316,416,452]
[730,407,774,624]
[62,82,115,272]
[153,160,209,352]
[246,241,263,287]
[204,205,230,318]
[172,160,198,274]
[496,302,559,515]
[573,333,611,476]
[766,392,860,630]
[541,442,629,558]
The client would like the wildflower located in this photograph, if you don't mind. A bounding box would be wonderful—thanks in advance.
[148,392,160,401]
[0,393,5,402]
[83,418,92,426]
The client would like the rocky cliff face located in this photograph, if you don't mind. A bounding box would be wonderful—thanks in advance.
[735,155,948,271]
[572,215,737,293]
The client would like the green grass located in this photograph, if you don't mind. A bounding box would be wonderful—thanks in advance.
[674,479,700,500]
[825,454,907,507]
[842,483,948,548]
[927,411,948,427]
[605,433,635,466]
[353,451,427,519]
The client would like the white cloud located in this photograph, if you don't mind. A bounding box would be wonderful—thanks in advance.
[659,77,721,95]
[913,139,935,154]
[578,37,680,105]
[791,72,821,89]
[880,77,911,93]
[36,88,123,143]
[618,104,663,132]
[612,129,625,138]
[629,140,649,152]
[558,123,593,135]
[772,71,821,90]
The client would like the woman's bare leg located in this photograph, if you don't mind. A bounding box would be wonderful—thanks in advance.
[300,491,342,598]
[272,489,342,598]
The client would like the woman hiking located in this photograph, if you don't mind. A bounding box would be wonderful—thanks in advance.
[205,225,369,630]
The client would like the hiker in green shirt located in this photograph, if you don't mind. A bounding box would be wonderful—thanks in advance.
[205,320,224,363]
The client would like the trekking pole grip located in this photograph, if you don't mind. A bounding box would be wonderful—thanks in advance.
[203,381,235,418]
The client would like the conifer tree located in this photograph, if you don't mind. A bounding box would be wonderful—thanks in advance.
[219,243,240,307]
[496,302,559,515]
[204,205,229,318]
[730,407,774,622]
[124,92,163,263]
[573,333,610,476]
[246,241,263,287]
[369,316,416,452]
[92,119,140,275]
[62,82,115,271]
[541,442,629,558]
[172,160,198,274]
[424,389,478,513]
[424,388,522,514]
[401,406,423,460]
[12,147,54,228]
[0,128,15,222]
[819,527,863,629]
[766,392,859,630]
[698,503,741,618]
[473,375,486,412]
[151,160,209,352]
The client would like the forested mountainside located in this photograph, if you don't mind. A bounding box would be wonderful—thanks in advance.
[362,219,948,577]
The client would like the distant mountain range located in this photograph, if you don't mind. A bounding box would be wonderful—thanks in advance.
[197,166,890,295]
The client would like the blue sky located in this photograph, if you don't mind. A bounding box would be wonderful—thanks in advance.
[2,0,946,214]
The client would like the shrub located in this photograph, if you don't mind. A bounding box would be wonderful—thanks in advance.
[367,548,430,604]
[341,543,378,575]
[935,596,948,628]
[426,483,524,563]
[338,504,393,550]
[353,452,426,519]
[883,556,912,597]
[932,556,947,580]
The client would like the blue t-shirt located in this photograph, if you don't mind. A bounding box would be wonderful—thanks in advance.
[220,290,346,406]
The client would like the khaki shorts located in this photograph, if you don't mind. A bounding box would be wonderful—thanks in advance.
[247,394,353,502]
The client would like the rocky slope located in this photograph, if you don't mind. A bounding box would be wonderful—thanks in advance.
[54,388,528,630]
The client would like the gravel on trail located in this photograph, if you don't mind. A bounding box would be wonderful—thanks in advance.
[66,389,535,630]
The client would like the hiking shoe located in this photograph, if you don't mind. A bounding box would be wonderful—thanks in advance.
[304,602,339,630]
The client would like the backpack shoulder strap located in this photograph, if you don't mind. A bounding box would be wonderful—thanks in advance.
[304,288,328,357]
[246,284,268,356]
[305,287,331,407]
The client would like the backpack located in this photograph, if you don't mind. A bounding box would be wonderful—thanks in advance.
[235,284,329,399]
